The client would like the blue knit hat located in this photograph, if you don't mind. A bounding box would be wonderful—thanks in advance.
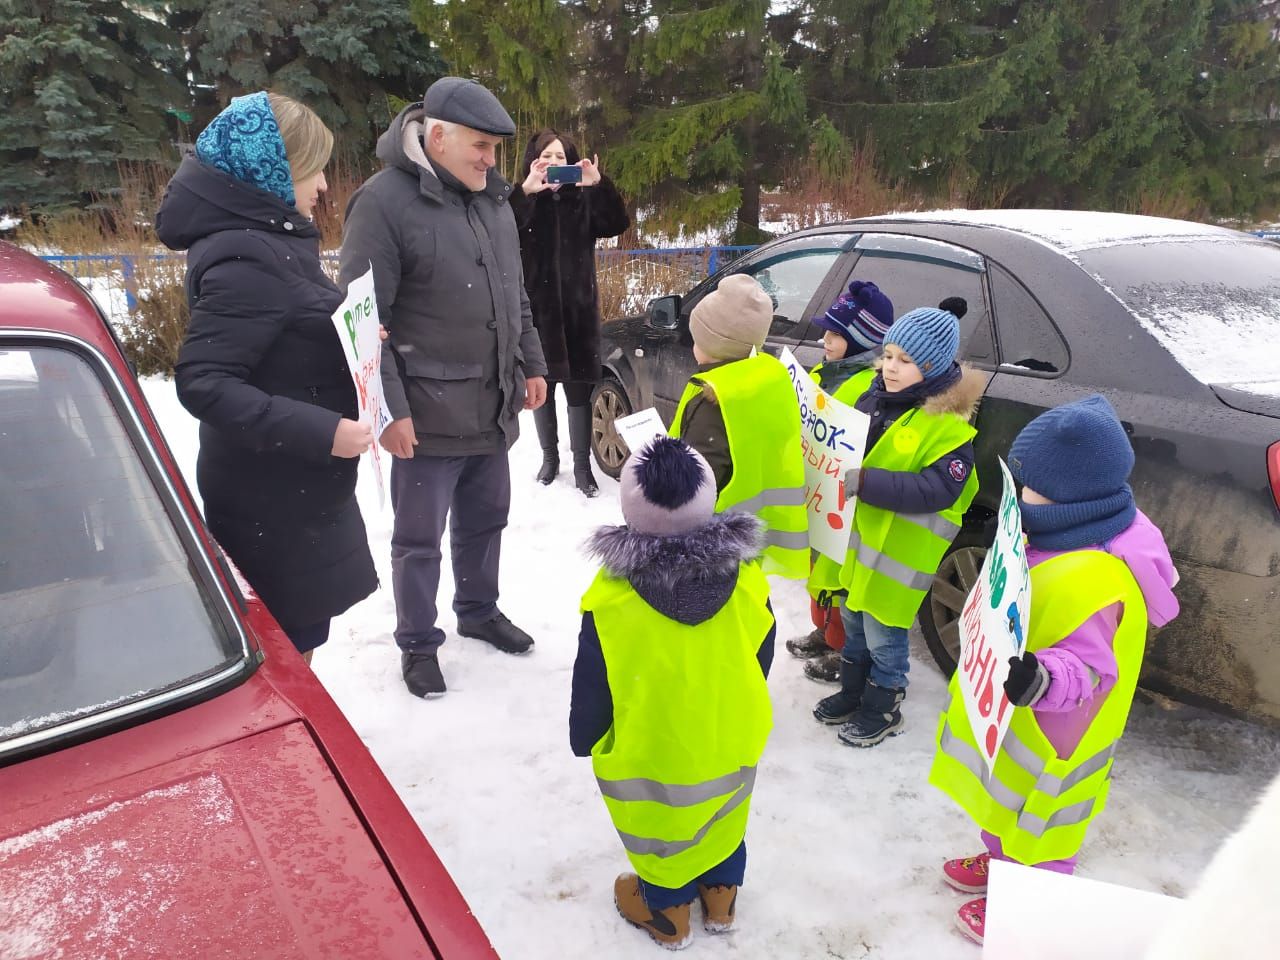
[195,92,295,208]
[1009,395,1134,502]
[815,281,894,353]
[883,307,960,380]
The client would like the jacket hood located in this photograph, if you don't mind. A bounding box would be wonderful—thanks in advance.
[155,155,316,251]
[375,103,513,205]
[1100,508,1181,628]
[586,512,764,625]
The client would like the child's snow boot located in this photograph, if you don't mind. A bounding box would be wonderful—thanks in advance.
[614,873,693,950]
[955,896,986,944]
[697,883,737,933]
[837,681,904,746]
[942,853,990,894]
[813,656,869,724]
[802,648,841,683]
[786,627,828,659]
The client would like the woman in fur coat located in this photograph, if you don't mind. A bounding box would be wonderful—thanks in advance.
[511,129,630,498]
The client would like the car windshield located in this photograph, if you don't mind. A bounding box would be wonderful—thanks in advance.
[0,343,244,749]
[1076,238,1280,393]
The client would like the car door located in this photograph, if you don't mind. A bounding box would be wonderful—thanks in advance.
[650,233,859,419]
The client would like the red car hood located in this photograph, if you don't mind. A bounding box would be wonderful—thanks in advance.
[0,722,433,959]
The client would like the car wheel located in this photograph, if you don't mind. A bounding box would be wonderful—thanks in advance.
[590,379,632,479]
[919,527,993,677]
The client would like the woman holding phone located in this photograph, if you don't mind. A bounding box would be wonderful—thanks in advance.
[512,129,630,498]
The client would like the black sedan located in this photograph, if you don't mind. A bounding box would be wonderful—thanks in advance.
[591,211,1280,724]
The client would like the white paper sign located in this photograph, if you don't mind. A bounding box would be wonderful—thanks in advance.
[330,265,390,507]
[985,860,1178,959]
[779,348,872,562]
[613,407,668,459]
[957,458,1030,772]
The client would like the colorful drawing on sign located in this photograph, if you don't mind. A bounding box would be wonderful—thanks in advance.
[957,458,1031,769]
[330,264,389,507]
[779,348,872,562]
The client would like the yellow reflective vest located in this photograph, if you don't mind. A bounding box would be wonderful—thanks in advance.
[671,354,808,579]
[581,563,774,888]
[809,392,978,625]
[929,550,1148,864]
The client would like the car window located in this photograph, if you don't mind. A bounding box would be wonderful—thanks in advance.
[724,234,855,339]
[989,264,1069,376]
[0,344,242,749]
[844,234,996,363]
[1076,239,1280,391]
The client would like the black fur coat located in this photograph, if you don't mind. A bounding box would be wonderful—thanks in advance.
[510,162,629,383]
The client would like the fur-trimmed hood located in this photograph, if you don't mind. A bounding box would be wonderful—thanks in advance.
[586,512,764,625]
[867,360,987,422]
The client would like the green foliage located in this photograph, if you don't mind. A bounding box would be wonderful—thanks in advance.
[0,0,185,211]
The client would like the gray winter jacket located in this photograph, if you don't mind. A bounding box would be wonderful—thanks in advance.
[339,105,548,455]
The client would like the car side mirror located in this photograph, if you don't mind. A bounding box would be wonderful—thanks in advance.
[646,294,682,331]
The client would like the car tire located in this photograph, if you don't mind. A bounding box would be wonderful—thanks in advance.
[919,526,994,678]
[589,379,632,479]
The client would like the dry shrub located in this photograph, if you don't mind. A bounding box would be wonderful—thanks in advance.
[595,250,707,320]
[763,142,922,231]
[1124,186,1209,222]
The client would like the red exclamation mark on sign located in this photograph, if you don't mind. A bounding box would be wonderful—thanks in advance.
[826,479,846,530]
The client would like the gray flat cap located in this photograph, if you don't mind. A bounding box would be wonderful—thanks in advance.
[423,77,516,137]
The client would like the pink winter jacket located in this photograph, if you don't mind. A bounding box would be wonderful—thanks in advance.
[1028,509,1180,757]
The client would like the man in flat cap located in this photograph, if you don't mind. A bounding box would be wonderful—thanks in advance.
[340,77,548,699]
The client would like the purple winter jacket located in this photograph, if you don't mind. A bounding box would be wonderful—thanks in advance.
[1028,509,1180,756]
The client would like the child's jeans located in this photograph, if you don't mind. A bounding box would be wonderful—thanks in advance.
[981,830,1078,875]
[840,607,910,690]
[639,842,746,910]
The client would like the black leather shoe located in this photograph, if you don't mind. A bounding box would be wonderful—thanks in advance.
[402,651,446,698]
[457,612,534,654]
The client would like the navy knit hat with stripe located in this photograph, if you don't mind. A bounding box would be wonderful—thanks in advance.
[815,281,895,353]
[883,307,960,381]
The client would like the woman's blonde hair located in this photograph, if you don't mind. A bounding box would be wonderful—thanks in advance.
[267,92,333,181]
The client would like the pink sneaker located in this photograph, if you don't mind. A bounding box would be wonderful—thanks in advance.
[955,897,986,944]
[942,853,990,894]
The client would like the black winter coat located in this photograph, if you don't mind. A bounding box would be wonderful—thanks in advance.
[157,156,377,629]
[510,174,629,383]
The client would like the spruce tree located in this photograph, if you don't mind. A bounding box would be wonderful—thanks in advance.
[0,0,186,212]
[170,0,444,165]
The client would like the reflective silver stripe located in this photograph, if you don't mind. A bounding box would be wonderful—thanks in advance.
[937,722,1025,812]
[898,511,962,541]
[1017,798,1096,836]
[764,528,810,551]
[939,720,1109,837]
[613,768,757,859]
[996,729,1115,797]
[726,486,807,515]
[597,765,756,808]
[853,541,935,591]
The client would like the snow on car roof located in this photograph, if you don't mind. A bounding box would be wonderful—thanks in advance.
[864,209,1242,252]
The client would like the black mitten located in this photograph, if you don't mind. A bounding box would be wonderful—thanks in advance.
[1003,652,1048,707]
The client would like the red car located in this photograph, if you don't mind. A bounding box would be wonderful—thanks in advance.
[0,243,497,959]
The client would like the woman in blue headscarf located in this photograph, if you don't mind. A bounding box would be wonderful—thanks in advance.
[157,91,377,663]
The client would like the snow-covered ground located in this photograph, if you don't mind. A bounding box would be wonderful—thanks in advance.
[139,378,1280,959]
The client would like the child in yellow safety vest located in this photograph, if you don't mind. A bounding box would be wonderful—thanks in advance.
[570,436,775,950]
[929,395,1180,945]
[671,273,807,580]
[784,280,895,678]
[811,306,985,747]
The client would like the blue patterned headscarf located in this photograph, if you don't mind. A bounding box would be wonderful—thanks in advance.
[195,91,295,207]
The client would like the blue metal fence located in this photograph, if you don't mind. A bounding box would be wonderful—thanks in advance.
[38,245,759,315]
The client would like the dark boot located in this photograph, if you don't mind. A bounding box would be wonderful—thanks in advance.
[838,681,905,747]
[785,627,829,659]
[402,651,446,699]
[457,611,534,654]
[567,403,599,498]
[533,403,559,485]
[813,656,870,724]
[803,648,842,683]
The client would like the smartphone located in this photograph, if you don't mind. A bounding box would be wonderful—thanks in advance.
[546,165,583,185]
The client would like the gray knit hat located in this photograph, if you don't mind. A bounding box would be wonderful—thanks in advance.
[620,437,717,536]
[688,274,773,362]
